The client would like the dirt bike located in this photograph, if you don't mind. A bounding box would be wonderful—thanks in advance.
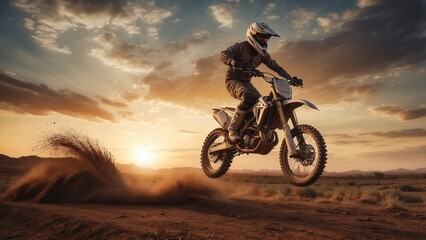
[200,67,327,187]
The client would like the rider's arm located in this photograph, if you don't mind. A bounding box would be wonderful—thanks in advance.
[263,53,292,79]
[220,42,242,66]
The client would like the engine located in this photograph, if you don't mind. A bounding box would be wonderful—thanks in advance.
[239,129,279,155]
[242,132,260,149]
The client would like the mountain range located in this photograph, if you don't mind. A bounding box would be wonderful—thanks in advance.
[1,154,425,176]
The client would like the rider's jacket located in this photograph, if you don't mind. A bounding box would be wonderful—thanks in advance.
[220,41,292,82]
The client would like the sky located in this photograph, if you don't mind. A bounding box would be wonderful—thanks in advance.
[0,0,425,172]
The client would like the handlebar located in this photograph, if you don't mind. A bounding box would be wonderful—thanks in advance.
[232,66,303,87]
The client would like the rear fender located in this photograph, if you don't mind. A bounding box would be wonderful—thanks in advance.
[212,107,234,129]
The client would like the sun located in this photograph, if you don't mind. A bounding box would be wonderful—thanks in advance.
[134,147,156,168]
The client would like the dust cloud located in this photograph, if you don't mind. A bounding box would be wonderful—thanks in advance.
[1,131,221,204]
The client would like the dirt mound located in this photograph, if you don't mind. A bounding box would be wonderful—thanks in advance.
[1,131,220,204]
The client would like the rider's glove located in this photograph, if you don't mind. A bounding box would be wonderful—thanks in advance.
[229,60,246,68]
[292,76,303,86]
[228,60,237,67]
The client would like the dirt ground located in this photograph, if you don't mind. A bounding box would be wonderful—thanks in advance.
[1,149,425,239]
[1,196,425,240]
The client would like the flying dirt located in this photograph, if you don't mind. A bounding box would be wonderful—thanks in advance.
[1,131,221,204]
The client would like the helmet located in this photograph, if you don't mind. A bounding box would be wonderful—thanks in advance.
[245,22,280,56]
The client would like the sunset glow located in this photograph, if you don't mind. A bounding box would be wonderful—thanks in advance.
[134,147,156,168]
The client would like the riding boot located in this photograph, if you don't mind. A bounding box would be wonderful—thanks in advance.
[228,106,247,142]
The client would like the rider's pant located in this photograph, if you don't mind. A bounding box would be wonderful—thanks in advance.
[226,80,261,111]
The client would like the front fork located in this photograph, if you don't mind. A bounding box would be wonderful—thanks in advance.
[275,100,299,157]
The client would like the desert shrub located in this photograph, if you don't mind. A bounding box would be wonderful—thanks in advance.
[398,184,422,192]
[242,183,261,197]
[295,186,320,198]
[398,193,424,203]
[278,185,293,196]
[342,188,362,201]
[323,189,344,203]
[348,182,356,186]
[360,188,382,204]
[373,172,385,180]
[262,185,278,197]
[383,193,404,209]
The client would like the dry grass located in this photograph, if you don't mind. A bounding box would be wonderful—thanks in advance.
[220,176,426,208]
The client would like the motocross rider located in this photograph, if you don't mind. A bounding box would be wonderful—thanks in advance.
[220,22,293,142]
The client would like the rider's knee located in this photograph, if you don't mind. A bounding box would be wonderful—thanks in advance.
[240,92,258,111]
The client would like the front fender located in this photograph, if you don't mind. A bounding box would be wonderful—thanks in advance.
[282,99,319,111]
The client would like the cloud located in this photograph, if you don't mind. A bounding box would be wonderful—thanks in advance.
[313,12,344,35]
[327,129,426,145]
[290,8,316,29]
[124,1,425,110]
[118,110,134,119]
[141,55,231,110]
[357,0,380,8]
[89,32,156,74]
[265,3,277,13]
[358,145,426,162]
[12,0,126,53]
[264,3,279,20]
[121,90,142,102]
[360,128,426,138]
[166,30,211,51]
[99,97,128,108]
[333,140,372,145]
[147,27,159,39]
[267,15,280,20]
[23,18,34,30]
[4,71,16,76]
[209,3,234,28]
[371,106,426,121]
[326,133,372,145]
[108,0,424,111]
[325,133,352,139]
[90,29,211,75]
[272,0,426,104]
[161,147,200,153]
[179,130,200,134]
[0,74,116,122]
[140,8,172,24]
[12,0,172,53]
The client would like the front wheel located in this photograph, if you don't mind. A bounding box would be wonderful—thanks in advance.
[200,128,234,178]
[279,124,327,187]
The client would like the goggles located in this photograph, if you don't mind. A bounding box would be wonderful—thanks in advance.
[256,34,271,43]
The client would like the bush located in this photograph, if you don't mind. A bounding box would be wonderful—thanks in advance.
[278,186,293,196]
[262,185,278,197]
[398,184,422,192]
[295,187,319,198]
[399,193,424,203]
[348,182,356,186]
[373,172,385,180]
[383,193,404,209]
[360,189,381,204]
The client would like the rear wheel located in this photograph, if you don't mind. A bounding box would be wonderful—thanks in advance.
[200,128,233,178]
[279,124,327,186]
